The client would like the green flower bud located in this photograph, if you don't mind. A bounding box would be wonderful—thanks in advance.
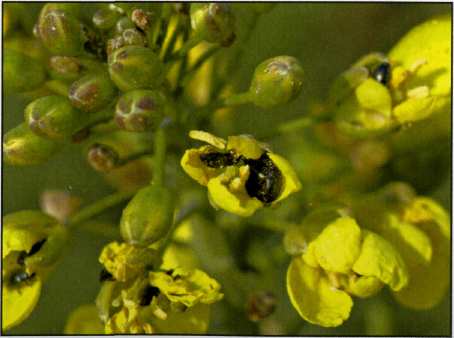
[249,56,304,108]
[120,184,175,246]
[4,36,48,63]
[93,7,121,30]
[85,130,152,173]
[108,46,165,91]
[4,49,46,93]
[37,4,86,56]
[24,95,85,140]
[190,3,236,46]
[69,72,117,113]
[115,16,135,35]
[49,56,81,81]
[3,123,60,166]
[87,143,120,172]
[115,90,167,132]
[48,56,103,81]
[107,29,146,56]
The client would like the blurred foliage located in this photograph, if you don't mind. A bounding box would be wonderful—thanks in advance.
[3,2,451,335]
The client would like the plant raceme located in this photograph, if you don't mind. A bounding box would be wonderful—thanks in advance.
[2,3,451,334]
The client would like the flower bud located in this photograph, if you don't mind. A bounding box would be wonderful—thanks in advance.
[37,4,86,56]
[86,130,153,173]
[92,7,121,30]
[115,90,167,132]
[3,123,60,166]
[190,3,236,47]
[107,29,146,56]
[4,49,46,93]
[24,95,85,140]
[48,56,103,81]
[4,36,48,63]
[120,184,175,246]
[69,72,117,113]
[249,56,304,108]
[87,143,120,172]
[108,46,165,91]
[115,16,135,35]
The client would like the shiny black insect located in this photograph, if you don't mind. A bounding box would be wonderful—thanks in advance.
[199,151,239,168]
[140,285,160,306]
[17,239,47,265]
[245,152,283,204]
[372,61,391,86]
[10,271,35,285]
[99,268,115,282]
[200,150,283,204]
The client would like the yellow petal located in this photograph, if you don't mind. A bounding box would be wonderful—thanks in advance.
[64,304,104,334]
[287,257,353,327]
[148,268,223,307]
[353,230,408,291]
[355,78,392,116]
[2,277,42,331]
[382,214,432,267]
[189,130,226,149]
[393,197,450,310]
[226,135,264,159]
[345,274,384,298]
[268,153,302,203]
[310,216,362,274]
[207,174,263,217]
[180,147,221,186]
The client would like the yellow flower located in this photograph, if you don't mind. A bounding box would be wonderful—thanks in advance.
[181,130,301,217]
[286,210,408,327]
[352,183,450,310]
[99,241,160,282]
[329,15,451,137]
[148,268,223,307]
[2,210,67,331]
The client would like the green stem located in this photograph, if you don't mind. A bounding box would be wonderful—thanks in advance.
[259,115,332,139]
[222,91,252,106]
[153,128,167,186]
[160,14,181,62]
[67,190,135,227]
[187,45,220,74]
[198,91,252,119]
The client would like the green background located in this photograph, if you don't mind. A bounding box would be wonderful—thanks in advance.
[4,3,451,335]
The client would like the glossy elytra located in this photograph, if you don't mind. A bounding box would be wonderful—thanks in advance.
[372,61,391,86]
[200,150,283,204]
